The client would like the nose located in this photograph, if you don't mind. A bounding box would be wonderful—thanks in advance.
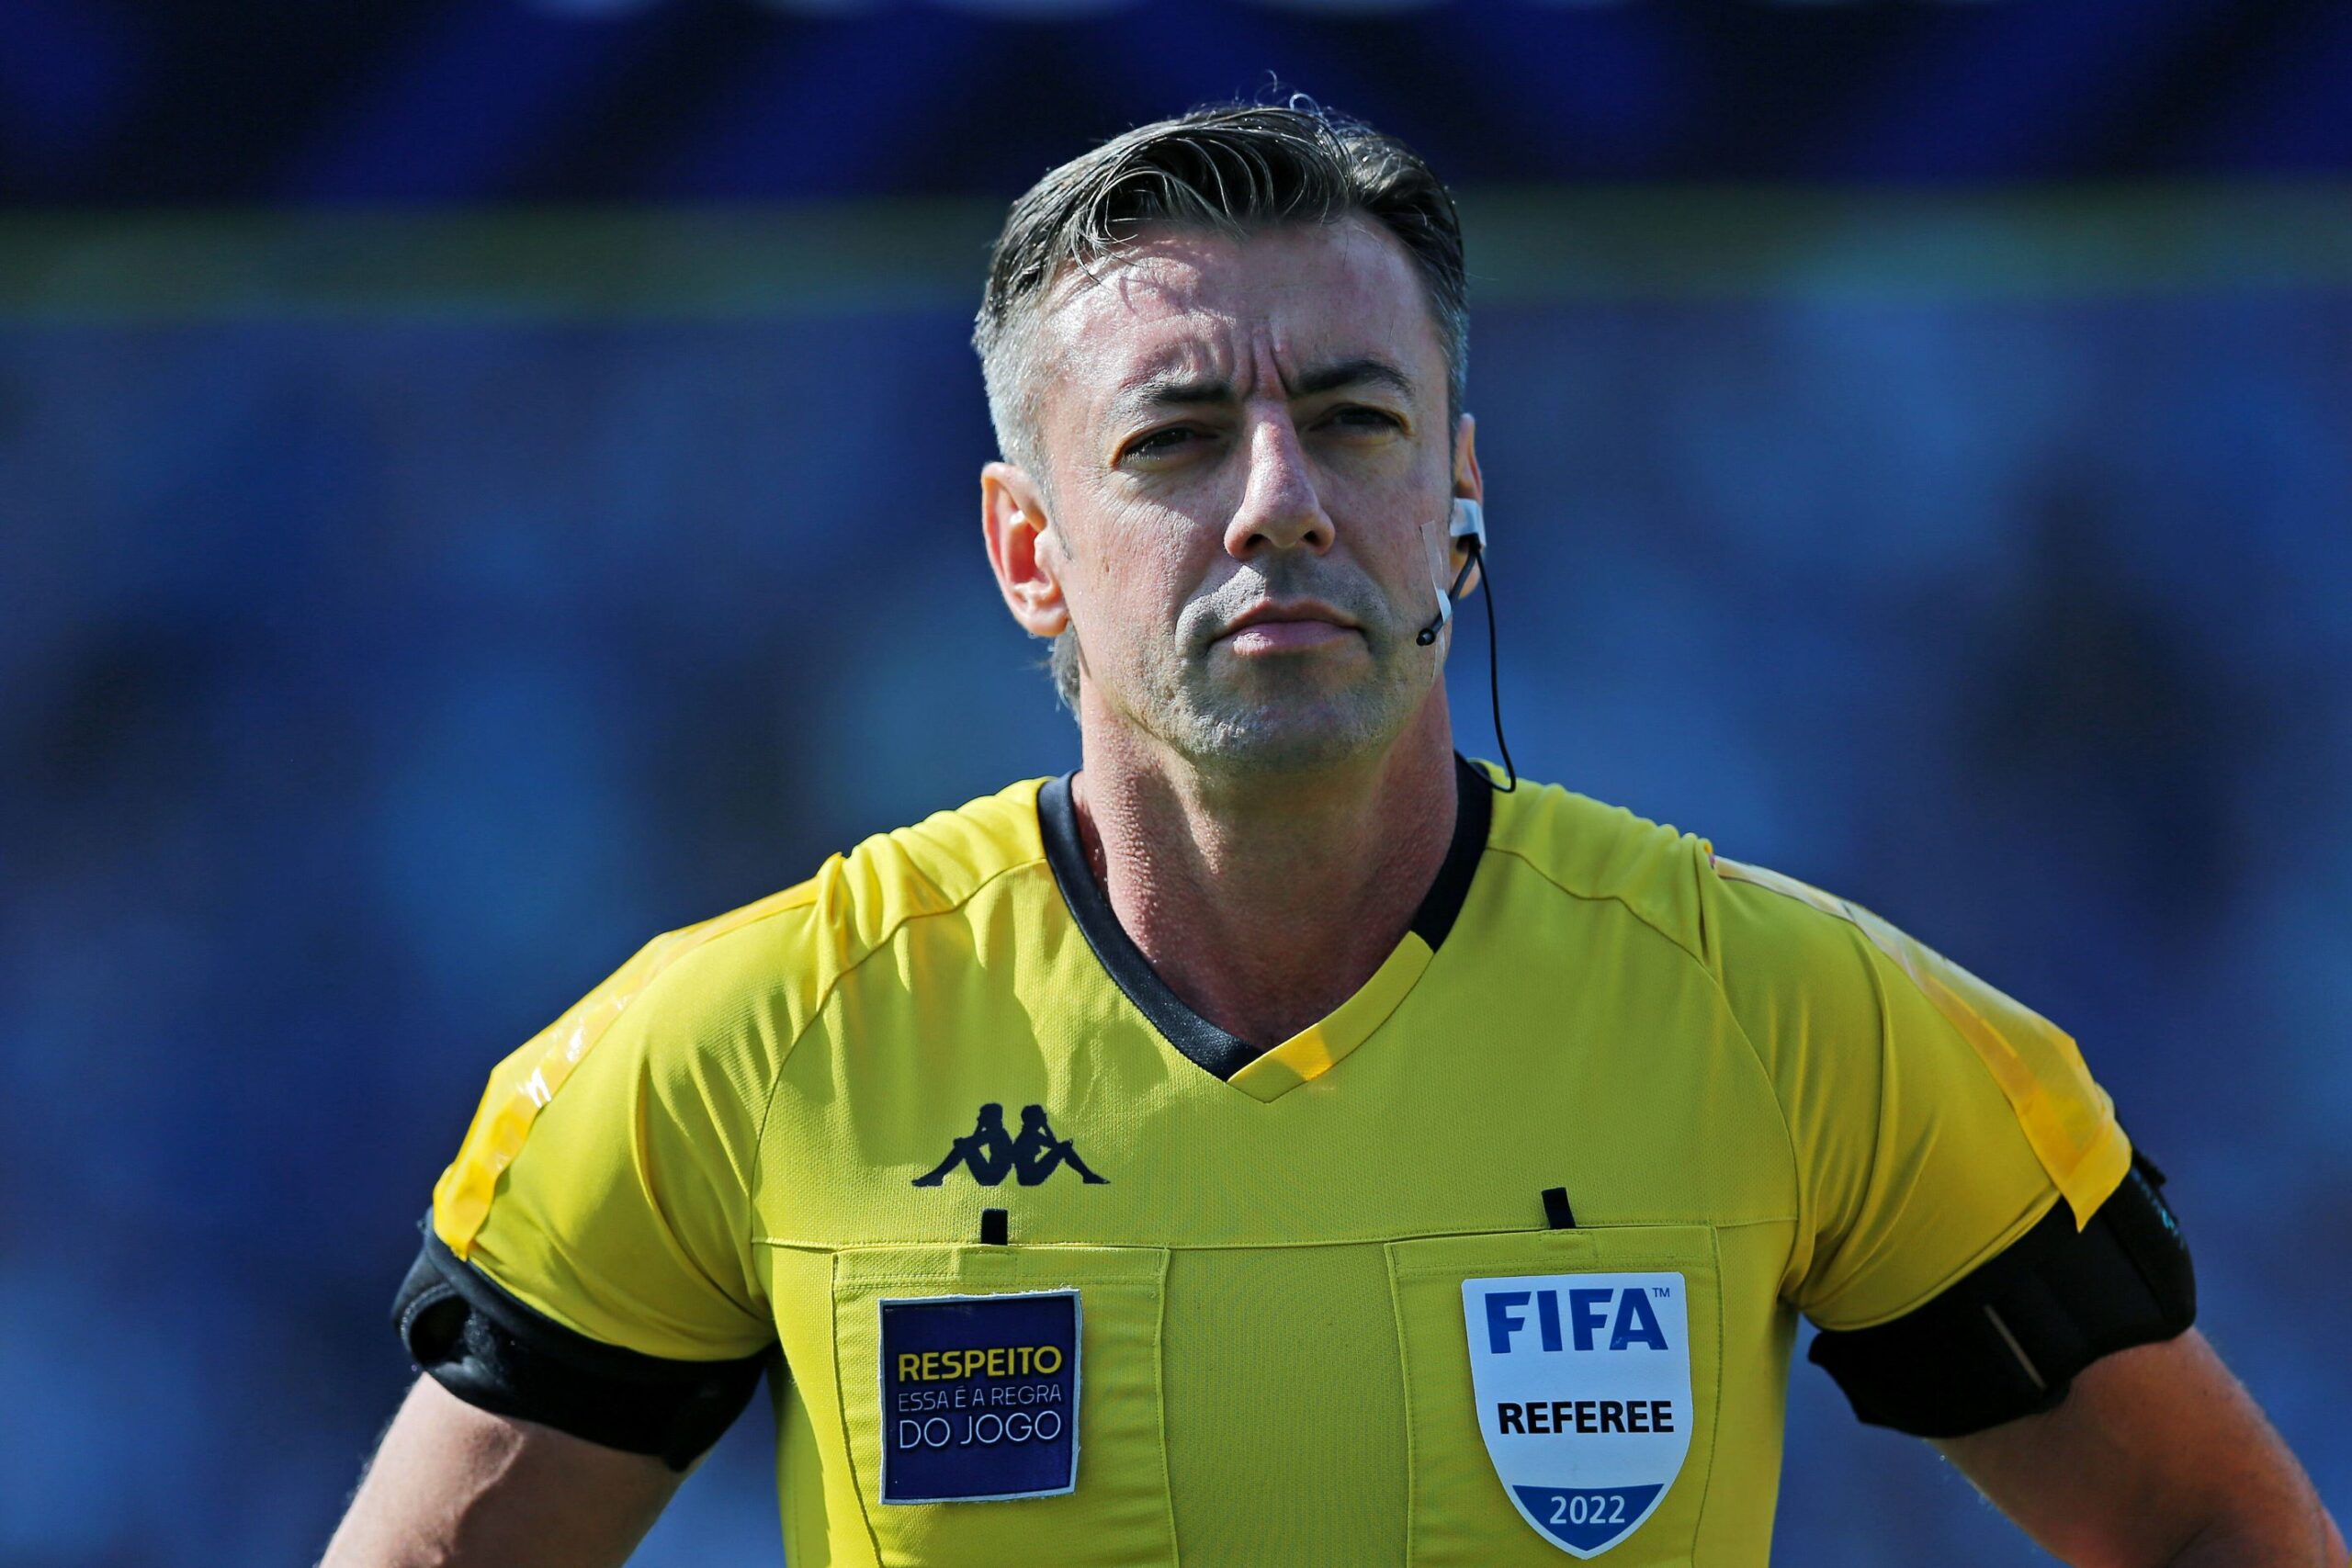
[1221,412,1332,559]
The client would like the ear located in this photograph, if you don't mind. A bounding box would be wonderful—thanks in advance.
[1453,413,1484,507]
[1451,413,1486,598]
[980,462,1069,637]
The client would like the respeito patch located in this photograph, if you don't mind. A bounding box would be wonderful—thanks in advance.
[877,1289,1081,1504]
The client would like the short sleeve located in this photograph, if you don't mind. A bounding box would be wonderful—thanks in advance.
[428,891,814,1361]
[1708,858,2134,1332]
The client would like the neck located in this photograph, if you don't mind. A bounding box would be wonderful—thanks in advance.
[1069,697,1460,1049]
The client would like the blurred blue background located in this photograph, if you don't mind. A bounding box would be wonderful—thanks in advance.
[2,1,2346,1562]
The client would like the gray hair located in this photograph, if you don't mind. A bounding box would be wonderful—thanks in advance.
[973,100,1470,713]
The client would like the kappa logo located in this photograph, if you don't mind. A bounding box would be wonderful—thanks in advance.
[912,1103,1107,1188]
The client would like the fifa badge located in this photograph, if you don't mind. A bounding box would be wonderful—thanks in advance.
[1461,1272,1692,1557]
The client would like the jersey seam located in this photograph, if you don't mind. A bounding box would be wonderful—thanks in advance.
[743,848,1053,1263]
[1482,841,1708,968]
[1481,842,1810,1286]
[749,1219,1799,1253]
[1705,868,1905,1307]
[882,844,956,917]
[1836,925,1905,1321]
[1705,995,1804,1300]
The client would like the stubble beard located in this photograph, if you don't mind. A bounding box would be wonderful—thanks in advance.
[1119,572,1432,779]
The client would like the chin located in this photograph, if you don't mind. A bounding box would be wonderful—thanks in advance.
[1114,649,1430,775]
[1168,691,1415,777]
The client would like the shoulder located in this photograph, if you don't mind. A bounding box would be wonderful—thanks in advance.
[1700,849,2030,1077]
[1701,847,2130,1235]
[1702,852,1890,1007]
[432,778,1055,1254]
[1478,769,1884,987]
[1480,774,1885,1049]
[1480,773,1717,963]
[622,776,1053,1046]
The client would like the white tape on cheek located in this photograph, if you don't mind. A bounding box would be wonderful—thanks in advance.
[1422,514,1455,626]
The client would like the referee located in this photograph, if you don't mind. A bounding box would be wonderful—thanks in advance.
[325,103,2342,1566]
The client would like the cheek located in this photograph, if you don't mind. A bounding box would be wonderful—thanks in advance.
[1077,502,1216,612]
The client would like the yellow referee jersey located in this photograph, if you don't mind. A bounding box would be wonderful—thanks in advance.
[427,760,2130,1565]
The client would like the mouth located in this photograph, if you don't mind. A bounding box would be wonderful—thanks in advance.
[1213,601,1363,654]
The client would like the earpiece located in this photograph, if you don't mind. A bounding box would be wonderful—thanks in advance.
[1421,493,1516,792]
[1418,498,1487,648]
[1450,497,1486,549]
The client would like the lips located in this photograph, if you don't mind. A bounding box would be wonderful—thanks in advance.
[1220,618,1355,652]
[1216,601,1360,640]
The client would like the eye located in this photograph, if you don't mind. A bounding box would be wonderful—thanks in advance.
[1122,425,1210,462]
[1320,405,1405,436]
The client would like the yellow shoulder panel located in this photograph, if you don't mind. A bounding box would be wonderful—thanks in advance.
[434,777,1051,1258]
[1713,857,2131,1227]
[432,879,820,1258]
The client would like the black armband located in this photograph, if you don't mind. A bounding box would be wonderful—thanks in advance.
[1807,1152,2194,1438]
[391,1218,771,1471]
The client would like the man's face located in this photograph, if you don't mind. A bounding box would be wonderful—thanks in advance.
[1016,217,1473,775]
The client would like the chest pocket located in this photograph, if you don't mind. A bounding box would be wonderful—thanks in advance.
[831,1244,1177,1568]
[1388,1225,1724,1566]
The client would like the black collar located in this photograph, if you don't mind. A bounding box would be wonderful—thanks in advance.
[1036,755,1493,1080]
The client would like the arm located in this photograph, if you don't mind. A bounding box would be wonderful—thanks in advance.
[321,1376,684,1568]
[1938,1330,2346,1568]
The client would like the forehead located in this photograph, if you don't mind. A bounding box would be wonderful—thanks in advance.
[1033,217,1447,410]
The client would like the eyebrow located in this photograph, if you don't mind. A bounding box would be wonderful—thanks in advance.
[1113,355,1419,422]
